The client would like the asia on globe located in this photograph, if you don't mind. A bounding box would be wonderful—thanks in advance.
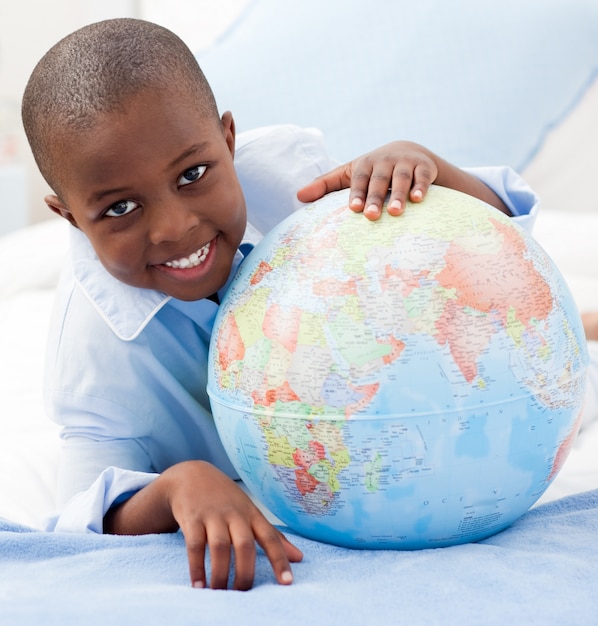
[207,186,588,549]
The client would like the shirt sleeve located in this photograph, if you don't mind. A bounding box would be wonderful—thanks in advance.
[463,165,540,234]
[45,433,159,534]
[45,466,157,533]
[44,276,232,534]
[235,125,339,235]
[53,435,157,508]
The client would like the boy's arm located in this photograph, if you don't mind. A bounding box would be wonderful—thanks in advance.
[296,140,510,220]
[103,460,303,590]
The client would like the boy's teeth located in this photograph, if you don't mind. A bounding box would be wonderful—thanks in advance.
[164,242,211,269]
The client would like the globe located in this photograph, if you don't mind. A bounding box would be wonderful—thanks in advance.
[207,186,588,549]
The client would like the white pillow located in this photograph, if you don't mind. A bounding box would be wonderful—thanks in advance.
[0,290,61,528]
[0,218,68,298]
[523,77,598,214]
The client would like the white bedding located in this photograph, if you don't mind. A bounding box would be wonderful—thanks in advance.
[0,220,65,527]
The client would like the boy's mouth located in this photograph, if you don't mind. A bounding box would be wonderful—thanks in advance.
[162,242,212,269]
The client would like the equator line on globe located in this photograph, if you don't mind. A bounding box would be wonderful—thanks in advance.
[207,186,588,549]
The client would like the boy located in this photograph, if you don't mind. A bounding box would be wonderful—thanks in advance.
[21,18,539,590]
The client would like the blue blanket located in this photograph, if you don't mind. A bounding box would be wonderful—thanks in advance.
[0,490,596,625]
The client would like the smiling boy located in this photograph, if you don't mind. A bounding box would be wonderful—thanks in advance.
[21,18,539,590]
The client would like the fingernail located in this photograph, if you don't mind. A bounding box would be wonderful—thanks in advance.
[350,197,363,207]
[364,204,379,216]
[412,189,423,201]
[280,571,293,584]
[192,580,205,589]
[389,200,402,211]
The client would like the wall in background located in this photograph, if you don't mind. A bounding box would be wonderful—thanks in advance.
[0,0,247,232]
[0,0,139,231]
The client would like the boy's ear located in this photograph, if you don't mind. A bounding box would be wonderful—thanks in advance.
[45,194,79,229]
[221,110,236,157]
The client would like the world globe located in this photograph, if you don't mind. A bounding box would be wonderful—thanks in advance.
[207,186,588,549]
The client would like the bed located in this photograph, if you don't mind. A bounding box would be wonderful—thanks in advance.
[0,0,597,623]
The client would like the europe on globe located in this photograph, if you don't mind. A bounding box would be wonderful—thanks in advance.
[207,186,588,549]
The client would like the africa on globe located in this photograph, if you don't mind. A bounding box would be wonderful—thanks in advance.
[207,186,588,549]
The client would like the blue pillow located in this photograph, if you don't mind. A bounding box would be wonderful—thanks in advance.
[197,0,598,169]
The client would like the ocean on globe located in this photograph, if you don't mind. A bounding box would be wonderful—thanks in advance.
[207,186,588,549]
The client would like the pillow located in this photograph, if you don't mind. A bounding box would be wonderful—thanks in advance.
[0,290,61,528]
[197,0,598,170]
[234,124,337,234]
[0,217,68,297]
[0,220,66,526]
[522,75,598,214]
[532,208,598,313]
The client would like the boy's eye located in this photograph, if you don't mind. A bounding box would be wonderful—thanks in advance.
[178,165,207,187]
[105,200,139,218]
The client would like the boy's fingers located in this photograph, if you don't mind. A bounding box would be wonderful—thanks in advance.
[347,165,374,214]
[206,526,233,590]
[254,520,300,586]
[296,177,328,203]
[362,167,395,221]
[409,187,425,203]
[387,166,417,216]
[408,162,435,203]
[279,531,304,563]
[184,526,208,589]
[296,164,352,203]
[229,520,257,591]
[387,161,436,214]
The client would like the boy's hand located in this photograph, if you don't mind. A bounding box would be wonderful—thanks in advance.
[104,460,303,590]
[581,312,598,341]
[296,141,438,221]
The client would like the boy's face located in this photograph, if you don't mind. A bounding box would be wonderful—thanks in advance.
[45,89,247,301]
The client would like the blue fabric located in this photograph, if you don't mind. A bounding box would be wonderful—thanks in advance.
[1,489,597,625]
[198,0,598,170]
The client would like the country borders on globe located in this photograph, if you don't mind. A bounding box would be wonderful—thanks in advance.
[207,186,588,549]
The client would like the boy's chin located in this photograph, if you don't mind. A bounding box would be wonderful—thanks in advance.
[159,279,225,302]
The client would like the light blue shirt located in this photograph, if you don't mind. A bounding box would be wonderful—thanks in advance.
[44,126,540,532]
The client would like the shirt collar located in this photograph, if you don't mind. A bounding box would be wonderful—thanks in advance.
[69,226,252,342]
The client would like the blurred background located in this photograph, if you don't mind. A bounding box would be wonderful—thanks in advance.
[2,0,596,236]
[0,0,250,234]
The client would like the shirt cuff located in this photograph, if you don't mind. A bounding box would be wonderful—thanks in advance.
[45,466,158,534]
[463,165,540,234]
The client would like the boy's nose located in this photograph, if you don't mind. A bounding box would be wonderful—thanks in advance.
[148,201,199,244]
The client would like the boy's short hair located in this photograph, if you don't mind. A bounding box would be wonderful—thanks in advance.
[22,18,219,195]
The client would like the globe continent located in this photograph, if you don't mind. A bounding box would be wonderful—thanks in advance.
[207,186,588,549]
